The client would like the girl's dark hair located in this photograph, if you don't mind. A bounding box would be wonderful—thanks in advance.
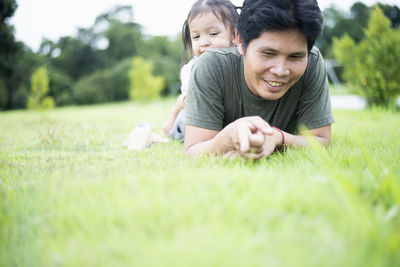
[181,0,240,67]
[237,0,323,52]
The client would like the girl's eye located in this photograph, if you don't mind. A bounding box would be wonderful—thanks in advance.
[191,35,200,40]
[210,32,219,37]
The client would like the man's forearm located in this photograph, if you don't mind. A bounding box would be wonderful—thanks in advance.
[184,128,233,157]
[184,117,278,158]
[282,126,331,148]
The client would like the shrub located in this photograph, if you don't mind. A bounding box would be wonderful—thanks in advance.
[48,68,74,106]
[72,59,131,105]
[27,66,55,109]
[151,56,180,96]
[129,57,164,101]
[333,6,400,108]
[11,86,29,110]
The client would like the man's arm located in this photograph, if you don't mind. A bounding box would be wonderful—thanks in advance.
[184,116,275,159]
[281,125,331,148]
[256,124,331,158]
[184,119,331,159]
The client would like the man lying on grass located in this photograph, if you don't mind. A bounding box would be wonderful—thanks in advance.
[184,0,335,159]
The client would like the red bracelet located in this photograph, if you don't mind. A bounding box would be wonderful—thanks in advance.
[272,126,285,149]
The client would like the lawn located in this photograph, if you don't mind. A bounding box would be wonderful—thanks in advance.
[1,99,400,267]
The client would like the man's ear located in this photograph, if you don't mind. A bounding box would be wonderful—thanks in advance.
[235,30,245,56]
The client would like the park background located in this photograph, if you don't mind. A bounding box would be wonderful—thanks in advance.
[0,0,399,109]
[1,0,400,266]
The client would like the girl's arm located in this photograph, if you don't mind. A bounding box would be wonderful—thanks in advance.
[162,94,186,136]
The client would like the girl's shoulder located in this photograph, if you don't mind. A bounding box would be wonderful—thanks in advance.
[181,58,196,76]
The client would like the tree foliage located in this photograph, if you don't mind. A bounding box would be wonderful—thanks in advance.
[105,19,142,63]
[1,4,183,109]
[333,6,400,108]
[48,67,74,106]
[141,35,182,95]
[129,57,164,101]
[8,46,44,109]
[73,58,131,105]
[27,67,54,109]
[0,0,20,109]
[319,2,400,57]
[0,76,7,109]
[51,37,107,81]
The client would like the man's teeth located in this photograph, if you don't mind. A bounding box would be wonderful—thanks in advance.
[268,81,284,87]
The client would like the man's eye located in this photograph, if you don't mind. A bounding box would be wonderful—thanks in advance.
[262,52,274,56]
[289,55,304,60]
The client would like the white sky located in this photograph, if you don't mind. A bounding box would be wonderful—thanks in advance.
[10,0,400,51]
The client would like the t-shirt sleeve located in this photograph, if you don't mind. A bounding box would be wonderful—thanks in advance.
[185,52,225,131]
[297,48,335,130]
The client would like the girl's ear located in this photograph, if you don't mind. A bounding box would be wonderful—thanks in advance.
[229,29,236,46]
[235,30,245,56]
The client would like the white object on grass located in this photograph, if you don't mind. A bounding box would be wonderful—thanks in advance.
[124,122,153,151]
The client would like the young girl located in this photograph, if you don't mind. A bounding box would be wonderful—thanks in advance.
[162,0,239,140]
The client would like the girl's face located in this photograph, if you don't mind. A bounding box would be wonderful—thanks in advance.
[189,12,235,57]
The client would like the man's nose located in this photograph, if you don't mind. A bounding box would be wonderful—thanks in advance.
[270,60,290,76]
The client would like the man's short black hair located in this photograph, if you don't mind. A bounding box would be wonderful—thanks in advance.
[237,0,323,52]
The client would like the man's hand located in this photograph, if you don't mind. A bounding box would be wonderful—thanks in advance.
[226,117,268,158]
[214,116,279,160]
[185,116,270,157]
[184,116,283,159]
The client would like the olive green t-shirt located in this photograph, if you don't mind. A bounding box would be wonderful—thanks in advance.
[185,46,335,134]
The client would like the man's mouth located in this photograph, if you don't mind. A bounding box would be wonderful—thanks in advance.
[265,80,285,87]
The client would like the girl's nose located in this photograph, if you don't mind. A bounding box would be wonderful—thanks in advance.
[199,36,210,46]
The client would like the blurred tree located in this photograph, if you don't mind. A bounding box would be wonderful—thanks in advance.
[377,3,400,28]
[94,5,142,63]
[94,5,134,25]
[72,58,131,105]
[319,2,369,57]
[2,3,185,108]
[48,67,74,106]
[0,0,20,109]
[350,2,370,27]
[0,76,6,108]
[140,35,182,95]
[319,2,399,57]
[129,57,164,101]
[40,4,142,106]
[50,36,107,81]
[8,45,44,109]
[105,19,142,63]
[27,66,54,109]
[333,7,400,108]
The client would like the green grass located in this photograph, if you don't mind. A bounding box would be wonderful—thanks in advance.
[329,84,351,95]
[1,100,400,267]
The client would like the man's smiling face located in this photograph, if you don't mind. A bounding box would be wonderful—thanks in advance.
[238,29,309,101]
